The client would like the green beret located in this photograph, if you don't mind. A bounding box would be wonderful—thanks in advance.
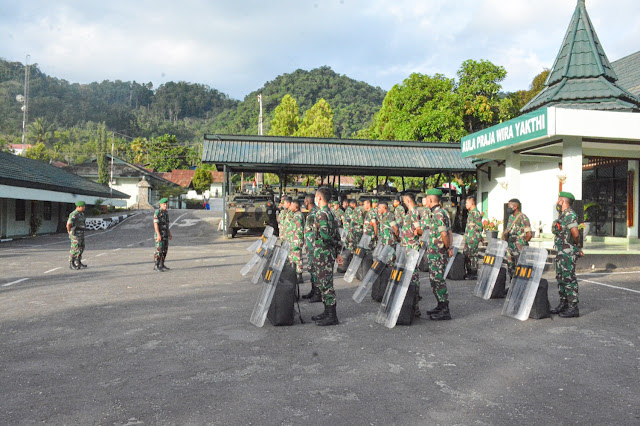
[426,189,443,196]
[75,201,85,207]
[158,197,169,204]
[331,200,339,205]
[371,198,378,203]
[558,191,575,201]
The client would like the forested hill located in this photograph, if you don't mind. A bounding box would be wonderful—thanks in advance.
[0,59,386,144]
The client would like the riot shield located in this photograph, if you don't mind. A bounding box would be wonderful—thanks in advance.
[473,239,508,299]
[501,246,548,321]
[352,245,395,303]
[375,246,420,328]
[241,235,277,277]
[443,233,464,279]
[416,229,430,265]
[343,234,372,283]
[247,226,274,253]
[333,228,348,273]
[250,241,291,327]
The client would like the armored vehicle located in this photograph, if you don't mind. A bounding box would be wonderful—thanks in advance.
[226,192,277,237]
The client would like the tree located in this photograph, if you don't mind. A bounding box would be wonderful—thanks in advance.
[269,95,299,136]
[27,117,55,145]
[95,122,110,185]
[294,98,335,138]
[147,134,194,172]
[456,59,508,133]
[192,167,213,194]
[506,69,550,116]
[23,142,51,162]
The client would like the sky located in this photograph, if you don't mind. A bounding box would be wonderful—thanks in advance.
[1,0,639,100]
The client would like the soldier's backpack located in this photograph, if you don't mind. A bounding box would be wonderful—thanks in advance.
[267,262,297,326]
[371,266,393,302]
[529,278,551,320]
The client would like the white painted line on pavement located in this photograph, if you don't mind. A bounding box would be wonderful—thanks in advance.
[3,278,29,287]
[127,244,134,247]
[137,240,145,244]
[579,278,640,294]
[147,238,153,241]
[169,213,189,229]
[44,267,61,274]
[113,248,121,251]
[96,253,107,257]
[577,271,640,276]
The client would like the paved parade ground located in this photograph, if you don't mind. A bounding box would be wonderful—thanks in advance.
[1,210,639,425]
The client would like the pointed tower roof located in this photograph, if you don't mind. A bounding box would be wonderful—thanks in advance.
[522,0,640,113]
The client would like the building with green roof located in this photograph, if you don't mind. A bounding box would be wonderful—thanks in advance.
[461,0,640,241]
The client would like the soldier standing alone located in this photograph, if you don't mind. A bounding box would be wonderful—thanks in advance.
[153,197,172,272]
[67,201,87,270]
[463,196,484,280]
[551,192,583,318]
[502,198,532,282]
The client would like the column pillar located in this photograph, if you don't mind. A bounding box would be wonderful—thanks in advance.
[562,137,583,200]
[505,151,521,199]
[628,160,639,239]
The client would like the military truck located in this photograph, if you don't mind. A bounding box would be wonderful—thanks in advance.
[225,192,277,237]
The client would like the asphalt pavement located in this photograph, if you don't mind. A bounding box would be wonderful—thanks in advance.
[1,209,639,425]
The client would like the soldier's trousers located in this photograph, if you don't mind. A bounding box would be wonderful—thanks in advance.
[306,249,317,287]
[555,249,579,303]
[69,236,85,262]
[507,244,522,279]
[427,252,448,302]
[154,235,169,262]
[289,248,303,274]
[315,254,336,306]
[463,240,481,273]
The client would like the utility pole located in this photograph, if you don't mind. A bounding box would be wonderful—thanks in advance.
[16,54,30,145]
[110,133,115,200]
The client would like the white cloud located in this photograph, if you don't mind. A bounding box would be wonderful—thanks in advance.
[0,0,638,99]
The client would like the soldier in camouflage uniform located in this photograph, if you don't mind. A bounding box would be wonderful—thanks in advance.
[463,195,484,280]
[399,193,422,316]
[551,192,583,318]
[153,197,172,271]
[330,200,342,230]
[346,199,364,252]
[66,201,87,270]
[278,196,292,241]
[310,188,343,326]
[302,194,321,301]
[421,189,454,321]
[376,201,399,267]
[393,197,406,228]
[288,199,305,283]
[362,199,377,250]
[502,198,532,281]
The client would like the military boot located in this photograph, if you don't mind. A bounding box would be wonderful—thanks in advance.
[308,287,323,303]
[297,273,304,284]
[78,259,87,268]
[69,259,79,270]
[550,299,568,315]
[316,304,339,326]
[558,302,579,318]
[161,259,171,271]
[153,260,164,272]
[301,285,316,299]
[311,304,330,321]
[426,301,444,315]
[429,302,451,320]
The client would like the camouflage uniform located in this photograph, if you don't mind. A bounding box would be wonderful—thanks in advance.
[154,208,170,263]
[552,208,580,303]
[67,210,86,263]
[377,211,398,247]
[280,209,292,243]
[505,212,532,279]
[312,205,338,306]
[346,207,364,252]
[463,208,484,274]
[304,206,319,287]
[399,206,422,288]
[426,205,451,302]
[394,204,406,228]
[363,208,377,250]
[288,210,305,275]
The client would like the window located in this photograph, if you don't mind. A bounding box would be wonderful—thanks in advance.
[15,199,26,221]
[43,201,52,221]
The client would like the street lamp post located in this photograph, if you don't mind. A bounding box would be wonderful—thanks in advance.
[15,54,30,145]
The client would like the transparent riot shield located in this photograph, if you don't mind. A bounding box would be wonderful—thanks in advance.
[375,246,420,328]
[343,234,372,283]
[247,226,274,253]
[501,246,548,321]
[352,244,395,303]
[250,241,291,327]
[333,228,348,273]
[241,235,277,277]
[416,229,430,265]
[473,239,508,299]
[443,233,464,279]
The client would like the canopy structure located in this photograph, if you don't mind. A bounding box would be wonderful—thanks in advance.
[201,134,474,177]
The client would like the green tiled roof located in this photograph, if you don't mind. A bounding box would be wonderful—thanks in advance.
[612,51,640,98]
[0,152,129,199]
[202,134,475,176]
[522,0,640,113]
